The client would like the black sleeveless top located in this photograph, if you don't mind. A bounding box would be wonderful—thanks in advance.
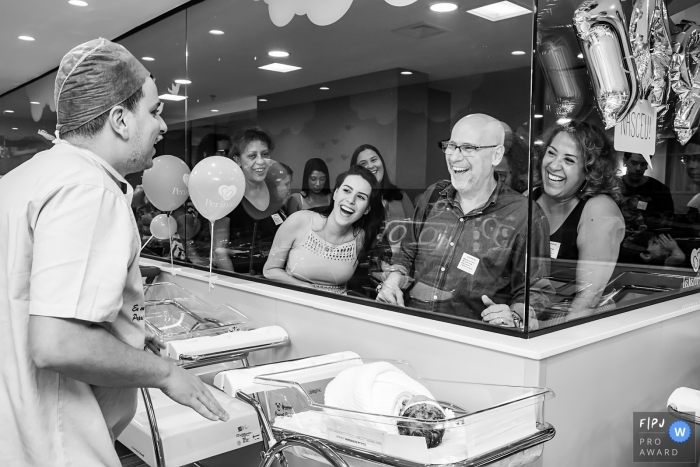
[550,198,589,261]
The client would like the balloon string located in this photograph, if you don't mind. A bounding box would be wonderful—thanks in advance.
[209,221,214,291]
[140,236,154,253]
[168,212,174,274]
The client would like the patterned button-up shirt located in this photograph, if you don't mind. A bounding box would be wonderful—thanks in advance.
[388,178,553,321]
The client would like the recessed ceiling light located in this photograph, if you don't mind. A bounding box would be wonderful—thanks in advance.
[18,36,35,41]
[209,30,224,35]
[511,50,526,55]
[11,128,18,130]
[258,63,301,73]
[268,50,289,58]
[577,53,583,58]
[259,98,268,102]
[319,86,330,90]
[142,56,155,61]
[401,71,413,75]
[174,79,191,84]
[430,3,458,12]
[158,94,187,102]
[211,109,219,112]
[4,110,14,113]
[30,101,40,105]
[466,1,530,21]
[534,114,543,118]
[68,0,88,6]
[557,117,572,125]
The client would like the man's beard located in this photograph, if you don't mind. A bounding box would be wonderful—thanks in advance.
[451,173,473,192]
[125,128,152,174]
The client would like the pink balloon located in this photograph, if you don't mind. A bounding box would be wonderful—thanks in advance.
[150,214,177,240]
[142,155,191,211]
[188,156,245,222]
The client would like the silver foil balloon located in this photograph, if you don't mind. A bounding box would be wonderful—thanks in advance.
[538,33,590,120]
[573,0,640,129]
[629,0,673,138]
[670,21,700,145]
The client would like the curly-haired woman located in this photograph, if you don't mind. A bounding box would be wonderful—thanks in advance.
[534,120,624,320]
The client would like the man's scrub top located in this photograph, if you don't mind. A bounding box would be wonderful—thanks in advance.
[0,142,145,467]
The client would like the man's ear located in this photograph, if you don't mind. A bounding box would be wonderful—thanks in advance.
[492,145,505,167]
[107,105,130,140]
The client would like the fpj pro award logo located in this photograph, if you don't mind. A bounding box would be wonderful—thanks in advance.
[633,412,695,463]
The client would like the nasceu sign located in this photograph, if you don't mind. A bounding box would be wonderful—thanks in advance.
[614,99,657,168]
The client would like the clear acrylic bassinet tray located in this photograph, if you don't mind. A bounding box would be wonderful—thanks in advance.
[247,357,554,466]
[143,282,248,342]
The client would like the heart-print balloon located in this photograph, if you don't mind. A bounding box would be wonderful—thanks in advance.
[188,156,245,221]
[218,185,237,201]
[691,248,700,273]
[183,173,190,186]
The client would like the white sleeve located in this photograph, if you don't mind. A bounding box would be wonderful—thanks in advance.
[29,183,135,323]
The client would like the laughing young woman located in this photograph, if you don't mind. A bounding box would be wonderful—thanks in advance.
[263,165,384,294]
[534,120,624,321]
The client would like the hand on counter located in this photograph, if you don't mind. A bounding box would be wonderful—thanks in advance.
[376,273,404,306]
[481,295,514,327]
[160,365,230,422]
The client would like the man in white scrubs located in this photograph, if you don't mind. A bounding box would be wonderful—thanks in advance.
[0,39,228,467]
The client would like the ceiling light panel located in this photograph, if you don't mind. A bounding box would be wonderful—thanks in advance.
[209,30,224,35]
[174,79,191,84]
[18,36,35,41]
[258,63,302,73]
[159,94,187,101]
[68,0,88,6]
[268,50,289,58]
[466,1,530,21]
[430,3,458,12]
[142,56,155,61]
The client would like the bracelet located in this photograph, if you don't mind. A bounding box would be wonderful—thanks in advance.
[376,282,395,293]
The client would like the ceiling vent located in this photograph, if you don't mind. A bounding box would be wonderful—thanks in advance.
[392,22,450,39]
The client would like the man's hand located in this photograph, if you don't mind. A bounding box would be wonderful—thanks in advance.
[160,365,230,422]
[480,295,514,327]
[376,275,404,306]
[145,332,165,355]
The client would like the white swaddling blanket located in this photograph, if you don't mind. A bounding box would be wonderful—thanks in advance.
[324,361,435,434]
[668,387,700,415]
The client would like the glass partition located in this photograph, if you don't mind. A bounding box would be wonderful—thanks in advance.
[11,0,699,336]
[182,0,538,332]
[531,0,700,331]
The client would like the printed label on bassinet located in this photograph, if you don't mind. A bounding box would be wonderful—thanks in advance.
[325,419,384,452]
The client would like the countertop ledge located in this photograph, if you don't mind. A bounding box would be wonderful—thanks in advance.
[142,259,700,360]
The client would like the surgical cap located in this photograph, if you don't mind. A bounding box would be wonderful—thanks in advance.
[54,38,150,136]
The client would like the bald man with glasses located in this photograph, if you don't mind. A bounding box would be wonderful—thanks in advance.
[376,114,553,330]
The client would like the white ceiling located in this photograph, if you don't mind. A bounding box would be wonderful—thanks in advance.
[0,0,189,96]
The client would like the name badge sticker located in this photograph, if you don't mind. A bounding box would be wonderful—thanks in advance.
[271,213,284,225]
[550,241,561,259]
[457,253,479,275]
[637,201,648,211]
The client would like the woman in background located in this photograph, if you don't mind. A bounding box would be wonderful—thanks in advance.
[533,120,624,320]
[264,166,384,294]
[351,144,414,222]
[213,126,287,274]
[286,158,332,214]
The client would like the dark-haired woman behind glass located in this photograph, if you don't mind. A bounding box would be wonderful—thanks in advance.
[533,120,624,320]
[263,166,384,294]
[213,126,287,274]
[351,144,414,223]
[286,158,332,214]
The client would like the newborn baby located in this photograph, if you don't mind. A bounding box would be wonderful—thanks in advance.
[324,362,453,448]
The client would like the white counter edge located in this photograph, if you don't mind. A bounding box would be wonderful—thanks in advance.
[141,259,700,361]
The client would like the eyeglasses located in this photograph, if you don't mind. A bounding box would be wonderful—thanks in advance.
[439,140,500,155]
[681,155,700,164]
